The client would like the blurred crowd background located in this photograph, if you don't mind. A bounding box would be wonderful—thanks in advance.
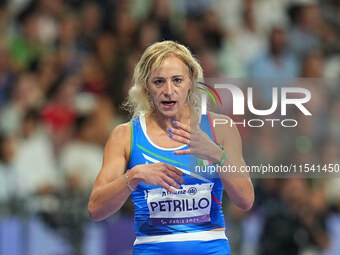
[0,0,340,254]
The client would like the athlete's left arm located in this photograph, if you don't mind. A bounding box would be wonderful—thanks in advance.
[211,112,254,211]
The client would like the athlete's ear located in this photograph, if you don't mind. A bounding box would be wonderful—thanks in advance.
[187,81,192,102]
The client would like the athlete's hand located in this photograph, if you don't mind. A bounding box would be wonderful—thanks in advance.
[131,163,184,193]
[168,120,223,164]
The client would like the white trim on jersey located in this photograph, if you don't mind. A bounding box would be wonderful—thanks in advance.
[134,230,228,245]
[140,114,187,151]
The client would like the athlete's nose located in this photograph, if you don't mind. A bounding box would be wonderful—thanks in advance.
[164,81,174,96]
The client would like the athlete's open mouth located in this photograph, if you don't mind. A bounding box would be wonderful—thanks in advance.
[161,100,176,106]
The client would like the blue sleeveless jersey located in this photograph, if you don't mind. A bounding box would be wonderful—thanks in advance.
[129,115,225,237]
[129,115,230,255]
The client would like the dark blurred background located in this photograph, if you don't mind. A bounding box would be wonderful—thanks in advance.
[0,0,340,254]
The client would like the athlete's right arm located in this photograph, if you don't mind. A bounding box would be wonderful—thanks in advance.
[88,122,184,221]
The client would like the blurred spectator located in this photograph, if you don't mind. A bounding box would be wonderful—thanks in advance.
[111,7,136,49]
[232,3,266,72]
[258,179,329,255]
[248,27,299,102]
[81,55,108,95]
[249,27,299,78]
[31,0,62,47]
[212,0,243,30]
[288,2,338,57]
[58,113,104,255]
[36,53,60,97]
[201,10,225,52]
[59,114,103,194]
[108,6,136,110]
[240,179,282,255]
[41,75,80,153]
[10,12,46,72]
[252,0,288,34]
[78,1,103,52]
[94,32,116,75]
[182,16,206,53]
[147,0,180,41]
[134,20,160,53]
[288,2,321,57]
[218,1,266,77]
[55,13,86,75]
[183,0,213,16]
[0,72,42,134]
[13,108,60,199]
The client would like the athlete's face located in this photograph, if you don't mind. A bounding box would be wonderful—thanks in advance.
[147,56,191,118]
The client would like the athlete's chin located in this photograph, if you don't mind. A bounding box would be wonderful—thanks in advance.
[157,109,178,118]
[156,107,180,118]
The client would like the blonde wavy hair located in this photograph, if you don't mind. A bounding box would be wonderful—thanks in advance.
[123,41,203,117]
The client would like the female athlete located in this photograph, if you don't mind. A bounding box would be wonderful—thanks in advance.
[88,41,254,255]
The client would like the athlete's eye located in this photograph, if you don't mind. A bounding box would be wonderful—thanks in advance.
[173,78,183,84]
[153,79,165,86]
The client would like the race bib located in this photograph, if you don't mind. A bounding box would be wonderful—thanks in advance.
[147,183,213,225]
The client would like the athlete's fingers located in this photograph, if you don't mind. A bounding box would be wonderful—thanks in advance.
[163,175,181,189]
[165,164,185,176]
[173,149,190,155]
[173,121,190,133]
[168,127,190,140]
[168,133,189,145]
[159,180,176,194]
[166,170,184,184]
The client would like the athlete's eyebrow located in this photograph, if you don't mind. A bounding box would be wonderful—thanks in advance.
[152,76,166,79]
[152,75,185,79]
